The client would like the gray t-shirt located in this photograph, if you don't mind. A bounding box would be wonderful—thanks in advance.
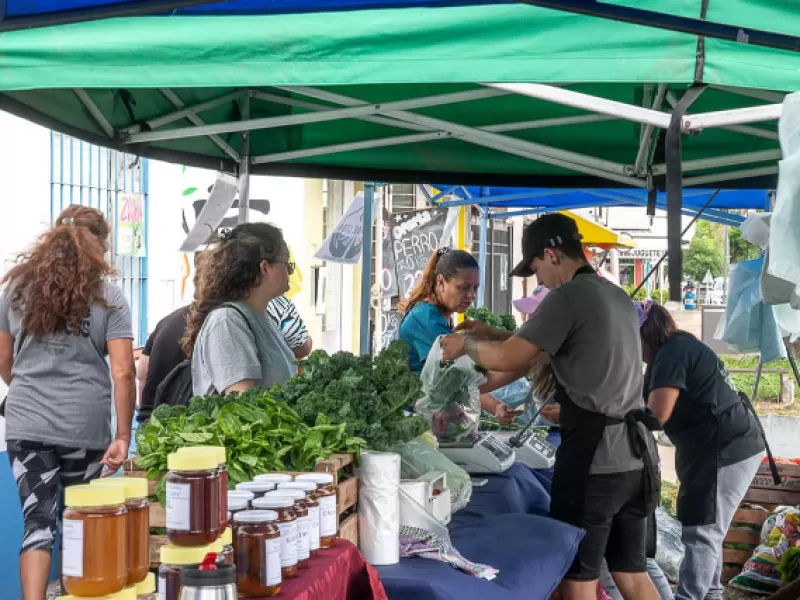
[0,282,133,450]
[192,301,297,396]
[516,273,654,474]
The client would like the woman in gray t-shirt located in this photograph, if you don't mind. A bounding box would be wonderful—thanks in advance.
[0,205,136,600]
[182,223,297,396]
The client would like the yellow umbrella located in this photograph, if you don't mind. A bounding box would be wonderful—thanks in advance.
[560,211,636,250]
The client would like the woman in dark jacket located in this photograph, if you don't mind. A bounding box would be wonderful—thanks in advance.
[640,303,765,600]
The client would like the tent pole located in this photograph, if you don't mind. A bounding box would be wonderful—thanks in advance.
[238,94,250,224]
[478,205,489,307]
[360,183,375,355]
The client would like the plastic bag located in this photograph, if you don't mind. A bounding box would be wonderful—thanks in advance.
[654,506,684,583]
[491,377,531,407]
[416,337,485,444]
[392,437,473,513]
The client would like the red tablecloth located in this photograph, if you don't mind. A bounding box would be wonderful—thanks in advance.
[266,540,387,600]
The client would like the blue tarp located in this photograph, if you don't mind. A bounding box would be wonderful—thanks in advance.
[440,187,771,212]
[1,0,499,17]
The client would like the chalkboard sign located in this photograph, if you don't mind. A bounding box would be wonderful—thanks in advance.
[391,208,449,300]
[380,309,403,350]
[380,209,399,298]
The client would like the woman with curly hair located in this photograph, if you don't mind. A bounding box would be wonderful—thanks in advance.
[182,222,297,395]
[0,205,135,600]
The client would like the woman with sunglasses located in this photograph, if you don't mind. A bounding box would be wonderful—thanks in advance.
[182,222,298,395]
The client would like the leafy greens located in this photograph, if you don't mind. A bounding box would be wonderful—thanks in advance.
[274,341,429,451]
[465,307,517,332]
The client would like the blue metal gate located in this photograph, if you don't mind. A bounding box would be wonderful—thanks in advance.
[50,132,150,345]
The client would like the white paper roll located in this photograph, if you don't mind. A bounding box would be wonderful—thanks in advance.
[358,451,401,565]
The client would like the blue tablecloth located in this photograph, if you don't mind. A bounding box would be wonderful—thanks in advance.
[378,431,581,600]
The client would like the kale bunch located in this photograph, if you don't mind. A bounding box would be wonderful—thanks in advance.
[465,306,517,332]
[276,341,428,450]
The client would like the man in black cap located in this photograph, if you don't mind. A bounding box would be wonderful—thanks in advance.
[442,213,661,600]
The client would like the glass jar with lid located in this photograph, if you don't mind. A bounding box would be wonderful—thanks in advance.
[228,497,249,523]
[90,477,149,586]
[178,446,228,530]
[296,473,337,548]
[62,483,128,597]
[254,473,292,485]
[233,510,282,597]
[158,543,216,600]
[235,481,276,499]
[165,450,220,546]
[135,573,156,600]
[261,490,310,568]
[278,481,320,556]
[249,497,298,579]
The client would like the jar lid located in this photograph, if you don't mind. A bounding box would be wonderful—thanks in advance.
[252,496,294,509]
[135,572,155,594]
[112,586,136,600]
[160,543,216,565]
[181,563,235,588]
[178,445,226,466]
[296,473,334,485]
[228,490,254,502]
[167,450,217,471]
[236,481,276,494]
[90,477,148,499]
[278,481,317,493]
[264,489,305,501]
[233,509,279,523]
[65,483,125,508]
[228,497,249,511]
[221,527,232,546]
[254,473,292,483]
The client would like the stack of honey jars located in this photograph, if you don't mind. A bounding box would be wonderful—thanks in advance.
[158,446,228,600]
[59,476,151,599]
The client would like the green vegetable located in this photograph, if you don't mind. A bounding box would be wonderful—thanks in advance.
[779,546,800,583]
[465,307,517,332]
[135,388,365,504]
[275,341,429,451]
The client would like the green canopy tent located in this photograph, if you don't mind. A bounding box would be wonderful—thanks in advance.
[0,1,795,350]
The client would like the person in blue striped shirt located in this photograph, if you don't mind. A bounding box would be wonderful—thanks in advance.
[266,295,313,360]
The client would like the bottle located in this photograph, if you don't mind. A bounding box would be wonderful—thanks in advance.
[277,481,320,556]
[158,544,216,600]
[260,490,310,569]
[295,473,338,548]
[165,450,221,546]
[233,510,282,597]
[62,484,128,596]
[248,496,298,579]
[178,446,228,531]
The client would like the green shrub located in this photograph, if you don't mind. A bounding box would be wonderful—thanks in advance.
[622,284,648,302]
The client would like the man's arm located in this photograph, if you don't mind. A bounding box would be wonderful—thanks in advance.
[479,365,533,394]
[441,335,543,373]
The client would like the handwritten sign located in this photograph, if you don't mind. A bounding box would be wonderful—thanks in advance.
[381,209,399,298]
[116,192,145,257]
[380,309,403,350]
[392,208,449,300]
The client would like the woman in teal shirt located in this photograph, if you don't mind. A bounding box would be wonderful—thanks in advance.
[399,247,519,424]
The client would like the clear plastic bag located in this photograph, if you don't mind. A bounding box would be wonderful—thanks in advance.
[654,506,684,583]
[416,337,485,444]
[392,437,473,512]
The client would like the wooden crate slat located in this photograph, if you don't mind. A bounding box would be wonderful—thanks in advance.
[750,474,800,492]
[339,514,358,548]
[723,548,754,565]
[337,477,358,515]
[150,503,167,528]
[150,534,168,567]
[724,528,761,545]
[732,508,771,526]
[743,487,800,506]
[757,463,800,478]
[721,565,742,584]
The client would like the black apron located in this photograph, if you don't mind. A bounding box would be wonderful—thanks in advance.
[549,267,662,525]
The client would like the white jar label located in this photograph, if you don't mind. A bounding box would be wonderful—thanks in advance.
[159,575,167,600]
[297,515,311,561]
[276,521,298,568]
[265,537,282,586]
[308,505,321,551]
[166,482,191,531]
[62,519,84,577]
[319,495,337,537]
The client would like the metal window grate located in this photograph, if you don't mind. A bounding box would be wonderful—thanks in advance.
[50,132,149,346]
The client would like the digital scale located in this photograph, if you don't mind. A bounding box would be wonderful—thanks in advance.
[439,433,516,475]
[493,430,557,469]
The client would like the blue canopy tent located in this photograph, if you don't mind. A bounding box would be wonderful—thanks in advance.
[424,185,771,305]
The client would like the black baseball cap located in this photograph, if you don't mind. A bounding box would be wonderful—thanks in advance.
[510,213,583,278]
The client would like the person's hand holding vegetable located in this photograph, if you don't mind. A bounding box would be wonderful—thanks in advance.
[455,319,514,342]
[440,333,467,361]
[495,402,523,425]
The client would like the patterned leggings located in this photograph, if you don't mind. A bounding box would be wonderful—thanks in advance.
[7,440,105,554]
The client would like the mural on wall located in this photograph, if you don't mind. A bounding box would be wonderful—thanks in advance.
[178,168,303,302]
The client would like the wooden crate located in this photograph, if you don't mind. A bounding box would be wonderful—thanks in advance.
[721,462,800,583]
[125,453,360,564]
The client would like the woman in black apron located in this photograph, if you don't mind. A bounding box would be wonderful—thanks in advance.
[639,304,769,600]
[442,213,663,600]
